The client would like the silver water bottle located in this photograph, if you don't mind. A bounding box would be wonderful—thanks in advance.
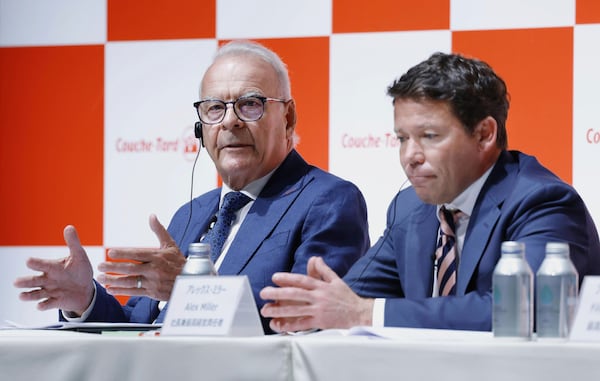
[181,242,218,276]
[492,241,533,339]
[535,242,578,339]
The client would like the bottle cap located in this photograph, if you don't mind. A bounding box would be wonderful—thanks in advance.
[188,242,211,256]
[501,241,525,255]
[545,242,569,256]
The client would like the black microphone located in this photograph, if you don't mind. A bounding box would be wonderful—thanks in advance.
[348,177,410,293]
[195,214,218,246]
[208,214,217,229]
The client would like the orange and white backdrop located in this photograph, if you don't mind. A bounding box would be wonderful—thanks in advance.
[1,0,599,325]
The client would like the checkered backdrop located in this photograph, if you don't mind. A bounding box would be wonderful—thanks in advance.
[1,0,599,326]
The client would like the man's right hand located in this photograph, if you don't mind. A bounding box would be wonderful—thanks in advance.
[13,225,95,317]
[259,256,374,332]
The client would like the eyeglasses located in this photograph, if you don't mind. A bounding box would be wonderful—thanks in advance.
[193,95,288,125]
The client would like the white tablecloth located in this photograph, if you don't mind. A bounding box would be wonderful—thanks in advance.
[292,328,600,381]
[0,330,290,381]
[1,328,598,381]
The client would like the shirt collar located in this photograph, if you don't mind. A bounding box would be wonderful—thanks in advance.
[437,165,494,219]
[219,168,276,204]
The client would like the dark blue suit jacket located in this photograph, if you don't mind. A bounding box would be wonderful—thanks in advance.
[344,150,600,331]
[81,150,370,333]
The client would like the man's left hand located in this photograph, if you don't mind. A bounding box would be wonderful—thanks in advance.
[96,214,186,301]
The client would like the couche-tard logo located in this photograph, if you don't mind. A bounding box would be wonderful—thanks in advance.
[114,126,200,162]
[341,132,400,149]
[586,128,600,144]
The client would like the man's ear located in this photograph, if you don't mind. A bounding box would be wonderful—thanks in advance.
[283,99,297,147]
[474,116,498,151]
[285,99,297,132]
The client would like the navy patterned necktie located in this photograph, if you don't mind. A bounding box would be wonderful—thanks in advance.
[435,206,463,296]
[155,192,252,324]
[202,191,252,262]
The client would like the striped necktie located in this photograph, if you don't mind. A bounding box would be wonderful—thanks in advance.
[435,206,463,296]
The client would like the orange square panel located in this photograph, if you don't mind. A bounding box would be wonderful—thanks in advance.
[577,0,600,24]
[0,46,104,246]
[333,0,449,33]
[452,28,574,184]
[108,0,216,41]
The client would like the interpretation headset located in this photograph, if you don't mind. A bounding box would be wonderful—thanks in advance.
[194,121,204,147]
[177,121,204,247]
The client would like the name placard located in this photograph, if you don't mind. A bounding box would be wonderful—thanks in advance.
[160,275,263,337]
[569,276,600,341]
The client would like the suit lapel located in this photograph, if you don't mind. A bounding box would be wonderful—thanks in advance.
[219,150,310,275]
[456,201,500,294]
[456,151,515,294]
[403,204,438,298]
[176,193,219,255]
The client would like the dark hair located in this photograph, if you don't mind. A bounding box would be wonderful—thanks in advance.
[387,52,509,149]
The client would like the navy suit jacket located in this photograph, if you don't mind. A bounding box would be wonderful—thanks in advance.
[82,150,370,333]
[344,150,600,331]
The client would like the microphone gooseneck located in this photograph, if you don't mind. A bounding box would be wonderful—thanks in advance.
[348,177,410,293]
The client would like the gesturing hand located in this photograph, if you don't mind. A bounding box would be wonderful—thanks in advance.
[96,214,186,301]
[14,225,95,316]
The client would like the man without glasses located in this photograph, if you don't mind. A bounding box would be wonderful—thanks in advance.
[260,52,600,332]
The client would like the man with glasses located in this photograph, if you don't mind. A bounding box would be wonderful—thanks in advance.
[14,40,370,334]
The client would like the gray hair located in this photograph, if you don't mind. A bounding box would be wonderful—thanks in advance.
[213,40,292,99]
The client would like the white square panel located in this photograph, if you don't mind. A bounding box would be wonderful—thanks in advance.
[105,39,218,247]
[217,0,331,39]
[0,0,106,47]
[451,0,575,31]
[573,24,600,231]
[330,31,451,241]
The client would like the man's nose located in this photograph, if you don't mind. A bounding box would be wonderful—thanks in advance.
[221,103,243,128]
[403,140,425,166]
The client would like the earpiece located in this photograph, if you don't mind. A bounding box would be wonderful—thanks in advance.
[194,121,204,147]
